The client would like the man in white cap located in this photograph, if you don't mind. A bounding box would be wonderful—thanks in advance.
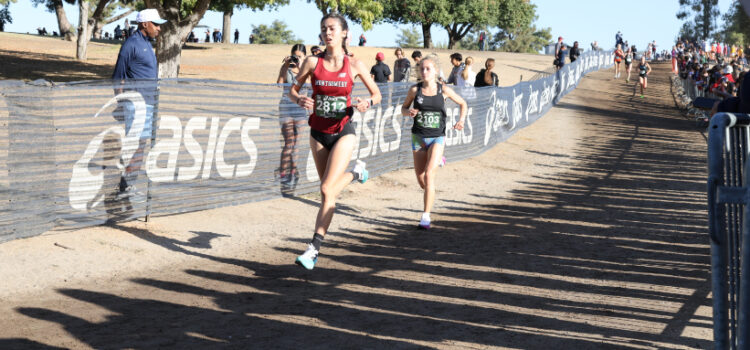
[111,8,166,199]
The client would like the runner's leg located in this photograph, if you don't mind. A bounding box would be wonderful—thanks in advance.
[312,134,356,236]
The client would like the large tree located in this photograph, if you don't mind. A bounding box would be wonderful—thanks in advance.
[383,0,534,49]
[492,24,551,53]
[146,0,287,78]
[32,0,77,40]
[442,0,534,50]
[676,0,720,41]
[75,0,137,61]
[381,0,448,48]
[0,5,11,32]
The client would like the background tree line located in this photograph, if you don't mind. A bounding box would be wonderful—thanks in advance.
[0,0,550,77]
[677,0,750,48]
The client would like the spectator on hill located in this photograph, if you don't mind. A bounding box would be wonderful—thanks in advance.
[358,33,366,46]
[393,48,411,82]
[615,31,623,48]
[370,52,391,83]
[554,36,563,57]
[569,41,581,63]
[478,31,486,51]
[446,52,464,85]
[234,29,239,44]
[249,33,255,44]
[474,58,499,87]
[205,29,210,43]
[591,41,599,51]
[557,44,568,70]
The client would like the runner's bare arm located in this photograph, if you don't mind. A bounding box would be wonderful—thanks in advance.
[401,86,419,118]
[277,59,291,84]
[351,57,382,112]
[442,85,467,130]
[289,56,317,109]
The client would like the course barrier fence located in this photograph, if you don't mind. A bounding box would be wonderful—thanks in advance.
[708,112,750,350]
[0,49,614,243]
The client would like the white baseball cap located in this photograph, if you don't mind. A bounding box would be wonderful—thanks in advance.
[136,9,166,24]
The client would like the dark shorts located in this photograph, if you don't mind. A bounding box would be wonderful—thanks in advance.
[310,122,355,151]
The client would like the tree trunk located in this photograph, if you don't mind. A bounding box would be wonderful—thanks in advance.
[421,22,432,48]
[53,0,76,41]
[222,8,232,44]
[156,23,193,78]
[76,0,88,60]
[92,19,103,39]
[446,23,473,50]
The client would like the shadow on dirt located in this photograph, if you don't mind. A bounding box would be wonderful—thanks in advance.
[11,65,712,349]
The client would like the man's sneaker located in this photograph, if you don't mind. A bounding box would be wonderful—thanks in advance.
[114,185,142,200]
[352,160,368,183]
[295,243,318,270]
[419,213,431,229]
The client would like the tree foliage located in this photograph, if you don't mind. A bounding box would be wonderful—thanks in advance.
[0,5,11,32]
[395,26,423,48]
[493,24,551,53]
[308,0,383,31]
[382,0,535,49]
[720,0,750,46]
[211,0,287,43]
[251,19,301,44]
[676,0,719,41]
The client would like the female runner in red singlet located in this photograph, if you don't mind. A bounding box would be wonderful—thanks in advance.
[288,12,381,270]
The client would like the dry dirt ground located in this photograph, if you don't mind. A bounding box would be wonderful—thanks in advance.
[0,36,711,349]
[0,32,553,85]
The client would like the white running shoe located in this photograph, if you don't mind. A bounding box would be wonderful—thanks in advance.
[352,160,369,183]
[419,213,431,229]
[295,243,319,270]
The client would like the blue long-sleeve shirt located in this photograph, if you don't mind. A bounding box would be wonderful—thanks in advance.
[112,30,157,80]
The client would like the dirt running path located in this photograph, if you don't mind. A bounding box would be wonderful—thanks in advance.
[0,63,711,349]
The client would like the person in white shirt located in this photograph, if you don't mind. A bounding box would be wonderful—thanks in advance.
[457,56,475,87]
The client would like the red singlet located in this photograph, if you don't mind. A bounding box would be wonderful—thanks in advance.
[309,55,354,134]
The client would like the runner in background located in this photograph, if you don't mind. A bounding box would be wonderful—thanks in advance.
[400,54,467,229]
[637,55,651,99]
[614,44,624,79]
[624,46,634,83]
[288,13,382,270]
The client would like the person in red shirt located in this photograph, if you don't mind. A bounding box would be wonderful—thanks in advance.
[288,12,382,270]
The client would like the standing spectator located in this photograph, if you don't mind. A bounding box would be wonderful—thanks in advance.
[124,19,130,39]
[310,45,322,56]
[591,41,599,51]
[554,36,563,57]
[393,47,411,82]
[370,52,391,83]
[114,25,122,40]
[111,9,165,198]
[276,44,307,194]
[651,40,657,59]
[478,31,486,51]
[457,56,475,87]
[205,29,211,43]
[557,44,568,70]
[569,41,581,63]
[615,31,623,48]
[249,33,255,44]
[187,31,195,43]
[359,33,366,46]
[233,29,239,44]
[217,29,223,43]
[446,52,464,85]
[474,58,499,87]
[411,50,423,81]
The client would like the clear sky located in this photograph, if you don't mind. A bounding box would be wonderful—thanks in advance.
[1,0,735,52]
